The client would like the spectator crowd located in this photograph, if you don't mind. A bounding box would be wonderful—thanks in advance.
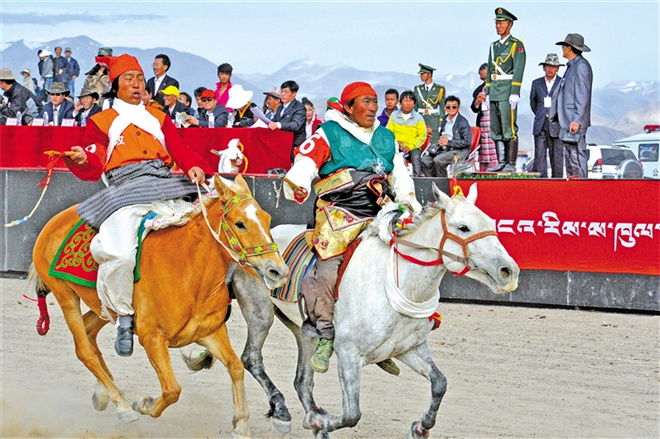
[0,7,593,178]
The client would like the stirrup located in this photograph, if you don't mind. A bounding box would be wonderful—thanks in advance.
[376,359,400,376]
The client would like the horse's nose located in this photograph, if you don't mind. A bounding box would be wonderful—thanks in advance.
[498,261,520,292]
[500,266,512,279]
[265,260,289,288]
[268,267,287,281]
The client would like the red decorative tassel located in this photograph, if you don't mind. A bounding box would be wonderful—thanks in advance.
[428,312,442,331]
[36,296,50,335]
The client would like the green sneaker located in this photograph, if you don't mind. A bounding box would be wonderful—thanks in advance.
[311,338,334,373]
[376,358,400,376]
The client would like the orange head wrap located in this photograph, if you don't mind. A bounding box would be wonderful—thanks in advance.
[339,82,377,108]
[95,54,143,83]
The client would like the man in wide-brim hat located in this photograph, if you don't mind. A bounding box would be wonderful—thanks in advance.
[73,86,101,126]
[43,81,75,125]
[530,53,565,178]
[38,49,54,91]
[19,68,36,93]
[0,67,36,125]
[549,33,593,178]
[262,86,281,120]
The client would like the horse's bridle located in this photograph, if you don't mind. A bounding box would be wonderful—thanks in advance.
[389,209,498,276]
[198,184,279,267]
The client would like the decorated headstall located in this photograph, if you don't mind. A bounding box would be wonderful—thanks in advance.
[216,192,279,267]
[389,184,497,276]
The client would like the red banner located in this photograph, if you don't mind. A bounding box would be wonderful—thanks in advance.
[0,125,293,174]
[454,179,660,275]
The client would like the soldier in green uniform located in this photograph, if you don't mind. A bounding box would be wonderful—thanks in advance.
[485,7,526,172]
[413,63,446,145]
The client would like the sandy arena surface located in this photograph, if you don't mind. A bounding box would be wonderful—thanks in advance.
[1,277,658,438]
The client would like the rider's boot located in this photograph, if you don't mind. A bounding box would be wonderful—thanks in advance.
[376,358,401,376]
[486,141,507,172]
[311,338,333,373]
[501,140,519,173]
[115,314,134,357]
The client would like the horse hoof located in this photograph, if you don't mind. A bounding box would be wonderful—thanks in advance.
[272,418,292,434]
[302,411,316,430]
[132,396,155,415]
[407,420,429,438]
[117,407,140,423]
[303,410,325,431]
[92,384,110,412]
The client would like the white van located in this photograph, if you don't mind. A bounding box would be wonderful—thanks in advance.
[613,125,660,179]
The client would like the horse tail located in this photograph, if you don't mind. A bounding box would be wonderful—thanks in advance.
[181,349,216,372]
[27,264,51,336]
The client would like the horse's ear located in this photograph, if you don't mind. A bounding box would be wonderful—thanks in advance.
[466,183,478,205]
[432,183,451,209]
[214,173,235,200]
[233,174,252,195]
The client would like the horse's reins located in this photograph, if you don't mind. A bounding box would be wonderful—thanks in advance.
[389,209,497,276]
[196,182,279,267]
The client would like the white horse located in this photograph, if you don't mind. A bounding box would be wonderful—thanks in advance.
[186,183,519,438]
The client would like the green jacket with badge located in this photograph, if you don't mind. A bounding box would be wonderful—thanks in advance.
[413,83,445,118]
[485,35,526,101]
[413,82,445,143]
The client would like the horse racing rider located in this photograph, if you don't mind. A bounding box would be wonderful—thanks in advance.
[282,82,422,374]
[65,54,212,357]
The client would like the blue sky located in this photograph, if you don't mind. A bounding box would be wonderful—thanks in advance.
[1,0,658,87]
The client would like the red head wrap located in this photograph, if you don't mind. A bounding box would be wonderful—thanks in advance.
[95,54,143,83]
[339,82,377,107]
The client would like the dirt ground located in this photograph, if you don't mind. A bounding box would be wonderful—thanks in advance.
[1,277,658,439]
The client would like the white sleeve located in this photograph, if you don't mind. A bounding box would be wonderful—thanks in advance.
[283,155,318,203]
[389,150,422,213]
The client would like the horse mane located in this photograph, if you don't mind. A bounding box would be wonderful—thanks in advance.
[145,188,218,229]
[147,176,248,228]
[362,202,442,244]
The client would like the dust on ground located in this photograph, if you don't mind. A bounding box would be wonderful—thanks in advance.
[1,278,658,438]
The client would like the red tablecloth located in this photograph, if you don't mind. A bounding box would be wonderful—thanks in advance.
[0,126,293,173]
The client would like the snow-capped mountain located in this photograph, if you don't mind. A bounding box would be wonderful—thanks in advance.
[2,36,658,152]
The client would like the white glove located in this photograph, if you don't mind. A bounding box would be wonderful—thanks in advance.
[399,193,422,213]
[509,94,519,110]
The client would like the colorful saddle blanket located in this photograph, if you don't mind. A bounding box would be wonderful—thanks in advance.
[48,215,153,288]
[271,232,315,302]
[270,231,364,302]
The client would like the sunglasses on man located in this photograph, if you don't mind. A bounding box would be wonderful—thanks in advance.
[445,105,458,110]
[201,98,214,102]
[51,93,64,96]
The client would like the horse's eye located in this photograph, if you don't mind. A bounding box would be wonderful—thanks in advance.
[235,221,246,230]
[458,225,470,233]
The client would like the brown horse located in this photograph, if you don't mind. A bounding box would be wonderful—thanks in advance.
[31,174,288,438]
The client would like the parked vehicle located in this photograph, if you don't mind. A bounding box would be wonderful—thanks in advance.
[587,145,643,179]
[613,125,659,179]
